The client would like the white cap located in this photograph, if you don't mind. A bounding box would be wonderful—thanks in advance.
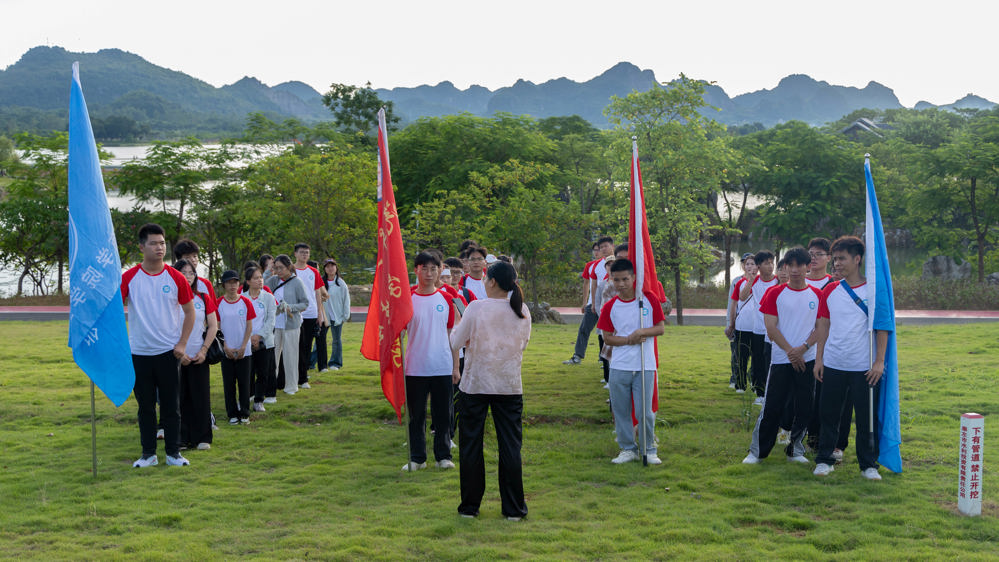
[486,254,498,264]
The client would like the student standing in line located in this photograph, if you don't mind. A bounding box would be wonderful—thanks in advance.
[123,223,196,468]
[450,261,532,520]
[319,258,351,372]
[598,258,667,466]
[292,244,327,389]
[173,239,217,304]
[812,236,887,480]
[460,247,489,301]
[742,247,822,466]
[175,258,218,451]
[725,253,757,393]
[741,250,778,405]
[245,266,277,410]
[266,255,310,395]
[402,252,460,472]
[217,270,256,425]
[564,237,613,366]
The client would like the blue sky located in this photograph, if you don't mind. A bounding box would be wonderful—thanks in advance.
[2,0,993,107]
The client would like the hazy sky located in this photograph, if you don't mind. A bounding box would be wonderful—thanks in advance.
[3,0,994,107]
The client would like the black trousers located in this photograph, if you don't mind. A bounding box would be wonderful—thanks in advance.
[179,360,212,446]
[298,318,317,384]
[251,346,276,402]
[756,361,814,459]
[221,355,252,419]
[133,351,181,457]
[406,375,453,464]
[733,330,753,390]
[815,367,881,469]
[750,333,771,397]
[457,392,528,519]
[808,379,854,450]
[598,333,610,383]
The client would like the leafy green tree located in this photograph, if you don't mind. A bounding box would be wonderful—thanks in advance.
[606,75,728,324]
[321,82,400,137]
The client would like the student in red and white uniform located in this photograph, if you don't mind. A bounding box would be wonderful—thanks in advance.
[597,258,666,466]
[742,247,823,466]
[812,236,888,480]
[174,258,218,451]
[444,257,475,310]
[217,270,256,424]
[563,237,614,366]
[726,253,757,392]
[292,244,326,389]
[122,223,196,468]
[402,252,461,472]
[805,237,834,289]
[740,250,778,401]
[173,238,217,305]
[460,246,489,301]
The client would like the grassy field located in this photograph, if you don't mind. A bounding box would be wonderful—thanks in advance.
[0,321,996,560]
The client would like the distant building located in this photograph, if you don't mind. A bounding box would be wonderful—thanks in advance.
[840,118,893,139]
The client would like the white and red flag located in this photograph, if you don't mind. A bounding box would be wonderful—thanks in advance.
[361,108,413,422]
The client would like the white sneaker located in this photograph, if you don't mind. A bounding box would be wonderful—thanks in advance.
[562,356,582,365]
[735,389,745,394]
[328,365,340,371]
[156,428,165,439]
[240,418,250,425]
[862,468,882,480]
[450,440,458,450]
[753,396,765,406]
[611,450,640,464]
[602,383,609,390]
[253,402,266,412]
[283,389,297,395]
[299,382,311,389]
[196,442,211,451]
[436,459,455,469]
[319,368,328,373]
[133,455,158,468]
[728,382,736,389]
[263,397,277,404]
[813,463,833,476]
[777,429,791,445]
[401,462,427,472]
[646,454,663,465]
[832,449,844,462]
[166,454,190,466]
[229,417,239,425]
[741,453,760,465]
[787,455,809,464]
[506,516,522,521]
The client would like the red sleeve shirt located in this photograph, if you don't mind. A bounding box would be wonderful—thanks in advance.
[122,264,195,355]
[759,283,822,365]
[216,295,257,356]
[596,292,665,371]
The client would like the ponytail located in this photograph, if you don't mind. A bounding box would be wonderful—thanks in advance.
[486,261,525,319]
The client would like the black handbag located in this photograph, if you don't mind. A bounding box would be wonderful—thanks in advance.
[204,329,225,365]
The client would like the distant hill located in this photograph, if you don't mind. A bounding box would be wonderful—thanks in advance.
[1,46,996,139]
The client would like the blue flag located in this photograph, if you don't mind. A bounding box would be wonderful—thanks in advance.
[68,62,134,407]
[864,156,902,473]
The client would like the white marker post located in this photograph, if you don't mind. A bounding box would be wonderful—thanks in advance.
[958,413,984,516]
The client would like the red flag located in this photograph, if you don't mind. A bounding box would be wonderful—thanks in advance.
[361,108,413,422]
[628,138,662,417]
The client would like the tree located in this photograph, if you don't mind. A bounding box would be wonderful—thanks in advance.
[605,75,729,324]
[713,134,765,288]
[321,82,400,137]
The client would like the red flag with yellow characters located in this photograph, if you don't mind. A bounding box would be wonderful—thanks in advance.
[361,108,413,422]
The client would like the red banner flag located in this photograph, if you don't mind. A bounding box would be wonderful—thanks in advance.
[628,138,663,416]
[361,108,413,422]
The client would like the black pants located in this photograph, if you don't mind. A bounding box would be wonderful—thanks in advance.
[573,304,598,359]
[733,330,753,390]
[221,355,252,419]
[251,346,276,402]
[179,360,212,446]
[807,380,854,450]
[750,333,771,397]
[755,361,814,459]
[298,318,317,384]
[133,351,181,457]
[457,392,528,519]
[406,375,453,464]
[815,367,881,469]
[598,333,609,383]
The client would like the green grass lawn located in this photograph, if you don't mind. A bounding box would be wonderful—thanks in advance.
[0,321,996,560]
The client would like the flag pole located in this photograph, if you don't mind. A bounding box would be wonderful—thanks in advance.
[399,332,411,471]
[865,153,876,453]
[90,381,98,477]
[639,303,648,467]
[632,136,649,467]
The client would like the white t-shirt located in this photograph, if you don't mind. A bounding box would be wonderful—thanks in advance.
[805,274,833,290]
[819,281,871,371]
[730,277,756,332]
[596,292,666,372]
[196,277,217,303]
[296,265,323,319]
[759,283,823,365]
[217,295,257,356]
[461,274,487,301]
[273,283,287,330]
[122,264,194,356]
[183,294,216,358]
[405,288,456,377]
[751,275,779,335]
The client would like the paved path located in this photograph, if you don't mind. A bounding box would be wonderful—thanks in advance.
[3,306,998,325]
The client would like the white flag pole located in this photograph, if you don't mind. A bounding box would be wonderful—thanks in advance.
[633,137,649,467]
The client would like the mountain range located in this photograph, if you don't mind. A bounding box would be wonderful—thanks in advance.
[1,46,995,138]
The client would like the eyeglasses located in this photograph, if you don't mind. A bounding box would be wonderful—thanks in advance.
[808,252,827,259]
[468,257,485,262]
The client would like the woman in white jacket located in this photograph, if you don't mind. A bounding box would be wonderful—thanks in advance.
[318,258,351,372]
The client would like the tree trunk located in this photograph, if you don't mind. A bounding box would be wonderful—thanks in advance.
[674,267,683,326]
[723,233,732,290]
[17,264,28,296]
[57,249,64,294]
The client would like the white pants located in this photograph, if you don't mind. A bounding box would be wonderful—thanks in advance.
[274,327,300,394]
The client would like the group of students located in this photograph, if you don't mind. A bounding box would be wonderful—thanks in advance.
[563,237,669,465]
[726,237,887,479]
[124,223,350,468]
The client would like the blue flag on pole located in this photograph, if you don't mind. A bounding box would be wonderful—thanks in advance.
[864,155,902,473]
[68,62,134,407]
